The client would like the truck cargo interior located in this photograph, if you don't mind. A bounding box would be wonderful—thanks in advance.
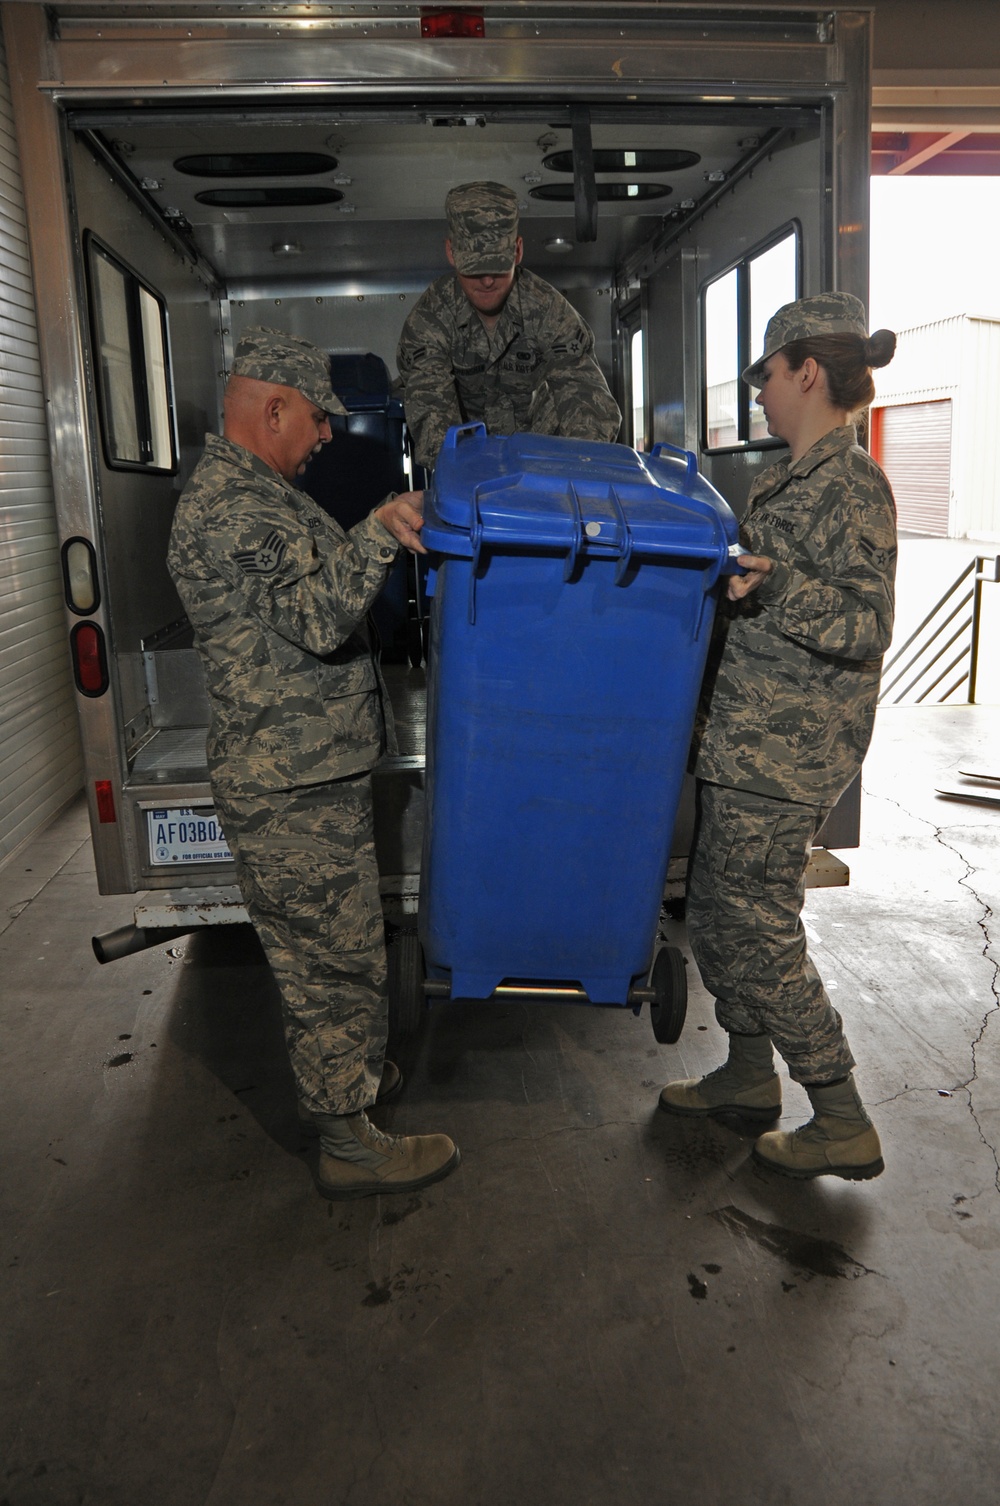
[63,97,841,912]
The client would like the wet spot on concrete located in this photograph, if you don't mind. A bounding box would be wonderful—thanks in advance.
[382,1197,423,1226]
[703,1263,722,1274]
[687,1272,708,1299]
[711,1205,877,1279]
[363,1280,393,1307]
[106,1053,133,1068]
[658,1134,731,1173]
[118,1033,131,1041]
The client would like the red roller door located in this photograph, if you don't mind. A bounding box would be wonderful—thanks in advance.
[872,399,952,537]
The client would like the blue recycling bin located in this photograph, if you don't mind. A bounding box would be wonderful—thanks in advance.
[417,423,739,1014]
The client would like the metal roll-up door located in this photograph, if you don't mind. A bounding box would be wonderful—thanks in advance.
[0,35,82,864]
[875,399,953,537]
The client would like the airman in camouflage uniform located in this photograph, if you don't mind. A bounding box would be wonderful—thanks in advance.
[167,327,460,1199]
[660,292,897,1183]
[396,180,622,470]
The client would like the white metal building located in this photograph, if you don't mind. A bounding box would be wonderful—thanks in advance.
[872,313,1000,540]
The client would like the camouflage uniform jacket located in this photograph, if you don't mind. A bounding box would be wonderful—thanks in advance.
[396,266,622,469]
[167,433,399,798]
[692,425,897,805]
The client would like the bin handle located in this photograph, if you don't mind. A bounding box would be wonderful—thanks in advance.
[443,420,488,451]
[468,487,486,624]
[606,484,635,584]
[650,439,699,488]
[563,482,585,581]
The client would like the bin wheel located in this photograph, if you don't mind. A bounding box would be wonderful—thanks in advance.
[387,928,426,1047]
[649,946,687,1045]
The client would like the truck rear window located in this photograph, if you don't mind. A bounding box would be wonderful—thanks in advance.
[85,235,177,473]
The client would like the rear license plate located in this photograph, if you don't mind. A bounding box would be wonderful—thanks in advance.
[147,806,233,866]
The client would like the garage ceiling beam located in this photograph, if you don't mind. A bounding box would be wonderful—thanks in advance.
[885,130,969,175]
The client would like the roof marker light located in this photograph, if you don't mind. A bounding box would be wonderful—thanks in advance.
[421,8,485,38]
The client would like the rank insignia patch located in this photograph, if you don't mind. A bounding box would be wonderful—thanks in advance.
[233,530,286,575]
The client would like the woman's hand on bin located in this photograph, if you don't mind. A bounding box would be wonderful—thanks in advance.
[375,491,428,555]
[727,554,773,601]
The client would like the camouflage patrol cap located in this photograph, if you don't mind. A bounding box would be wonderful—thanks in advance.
[743,292,869,388]
[446,181,520,275]
[231,326,348,415]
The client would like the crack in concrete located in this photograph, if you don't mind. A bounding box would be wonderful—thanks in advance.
[866,788,1000,1193]
[0,835,93,941]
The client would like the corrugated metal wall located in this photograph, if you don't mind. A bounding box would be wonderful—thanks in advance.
[0,33,82,865]
[956,316,1000,541]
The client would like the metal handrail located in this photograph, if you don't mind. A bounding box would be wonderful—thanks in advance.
[883,611,972,705]
[879,554,999,707]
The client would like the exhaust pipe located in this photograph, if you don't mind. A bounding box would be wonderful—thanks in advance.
[92,922,198,965]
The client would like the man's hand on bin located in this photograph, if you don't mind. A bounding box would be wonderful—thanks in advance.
[375,491,427,555]
[727,553,772,601]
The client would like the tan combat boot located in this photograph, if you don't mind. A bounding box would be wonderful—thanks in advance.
[314,1110,460,1200]
[752,1074,884,1180]
[659,1031,781,1122]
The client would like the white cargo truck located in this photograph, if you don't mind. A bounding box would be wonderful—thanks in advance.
[3,2,872,985]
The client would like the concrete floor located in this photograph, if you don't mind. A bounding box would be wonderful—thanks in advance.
[2,703,999,1506]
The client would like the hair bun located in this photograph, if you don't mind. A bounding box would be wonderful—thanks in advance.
[866,329,897,368]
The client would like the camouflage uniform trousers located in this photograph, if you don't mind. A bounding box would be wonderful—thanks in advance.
[686,780,856,1085]
[214,774,387,1116]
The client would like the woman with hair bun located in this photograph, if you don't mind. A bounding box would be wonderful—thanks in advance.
[659,291,897,1182]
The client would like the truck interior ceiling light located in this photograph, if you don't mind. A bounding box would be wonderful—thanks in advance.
[531,183,671,202]
[420,8,485,38]
[271,240,302,258]
[195,187,342,208]
[174,152,337,176]
[542,149,701,173]
[544,237,574,253]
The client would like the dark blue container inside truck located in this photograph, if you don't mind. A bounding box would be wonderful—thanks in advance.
[414,423,739,1041]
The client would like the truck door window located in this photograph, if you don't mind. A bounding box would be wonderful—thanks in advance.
[701,226,799,453]
[631,329,646,452]
[748,234,798,443]
[86,236,177,473]
[704,267,740,449]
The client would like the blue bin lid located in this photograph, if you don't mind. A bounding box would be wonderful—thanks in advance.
[422,425,739,575]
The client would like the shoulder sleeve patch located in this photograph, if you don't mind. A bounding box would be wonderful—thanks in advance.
[232,530,286,576]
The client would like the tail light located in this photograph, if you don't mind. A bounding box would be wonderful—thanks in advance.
[61,536,100,613]
[71,621,109,696]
